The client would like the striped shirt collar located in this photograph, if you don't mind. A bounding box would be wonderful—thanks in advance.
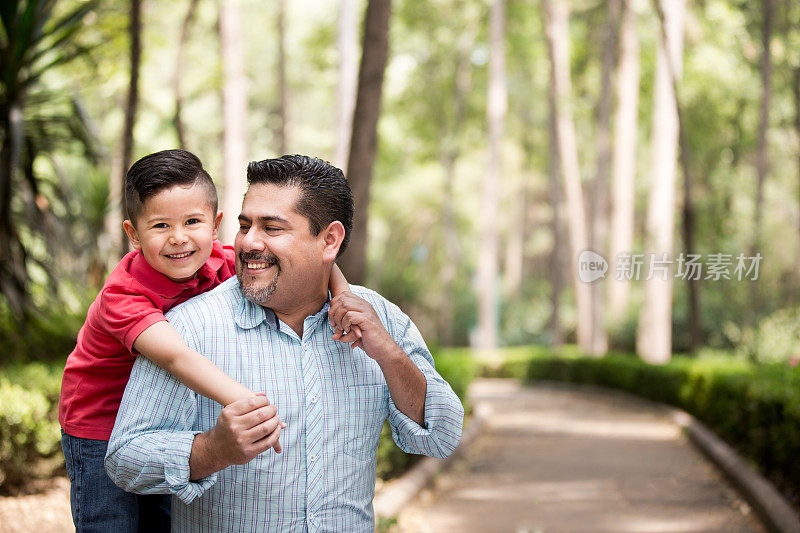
[234,284,331,334]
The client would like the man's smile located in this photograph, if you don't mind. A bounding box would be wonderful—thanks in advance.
[240,253,279,274]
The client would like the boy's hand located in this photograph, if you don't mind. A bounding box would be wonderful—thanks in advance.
[208,395,284,466]
[329,292,396,361]
[328,264,362,344]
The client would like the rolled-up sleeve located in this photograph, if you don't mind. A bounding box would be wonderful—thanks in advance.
[385,309,464,459]
[104,330,217,504]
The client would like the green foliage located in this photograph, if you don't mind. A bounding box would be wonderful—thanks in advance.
[492,346,800,504]
[0,300,80,365]
[0,360,64,493]
[741,306,800,364]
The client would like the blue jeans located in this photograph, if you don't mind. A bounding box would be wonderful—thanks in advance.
[61,432,171,533]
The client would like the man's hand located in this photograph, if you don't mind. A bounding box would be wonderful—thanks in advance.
[190,395,283,480]
[329,292,395,361]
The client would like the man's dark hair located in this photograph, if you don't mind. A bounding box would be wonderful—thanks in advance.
[246,155,353,257]
[125,149,217,225]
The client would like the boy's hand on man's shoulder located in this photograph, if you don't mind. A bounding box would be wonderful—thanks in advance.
[329,292,398,362]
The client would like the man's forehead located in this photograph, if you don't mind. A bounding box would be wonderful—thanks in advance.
[241,183,301,217]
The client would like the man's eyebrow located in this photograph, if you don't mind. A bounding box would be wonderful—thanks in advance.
[238,214,291,225]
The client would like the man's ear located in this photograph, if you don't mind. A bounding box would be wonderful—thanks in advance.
[122,219,142,250]
[212,210,223,241]
[320,221,346,264]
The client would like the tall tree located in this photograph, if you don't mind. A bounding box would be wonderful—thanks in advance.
[104,0,142,263]
[636,0,685,364]
[548,82,563,348]
[751,0,773,318]
[338,0,392,284]
[438,17,477,346]
[608,0,640,324]
[0,0,97,315]
[276,0,288,155]
[173,0,200,149]
[476,0,506,351]
[588,0,621,355]
[794,64,800,273]
[219,0,249,243]
[543,0,593,354]
[334,0,359,172]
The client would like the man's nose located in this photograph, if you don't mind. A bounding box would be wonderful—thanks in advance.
[240,227,265,251]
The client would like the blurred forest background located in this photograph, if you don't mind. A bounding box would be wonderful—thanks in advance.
[3,0,800,365]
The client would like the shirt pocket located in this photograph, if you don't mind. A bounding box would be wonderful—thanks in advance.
[343,384,387,460]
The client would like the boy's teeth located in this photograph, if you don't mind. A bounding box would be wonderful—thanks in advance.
[247,262,267,269]
[169,252,192,258]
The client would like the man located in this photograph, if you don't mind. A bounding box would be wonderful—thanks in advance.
[105,155,464,532]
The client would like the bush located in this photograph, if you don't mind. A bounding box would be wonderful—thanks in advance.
[0,361,65,493]
[495,347,800,505]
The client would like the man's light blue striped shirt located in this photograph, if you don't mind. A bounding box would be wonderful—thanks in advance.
[105,278,464,532]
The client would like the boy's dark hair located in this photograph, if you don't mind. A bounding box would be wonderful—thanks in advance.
[125,149,217,225]
[246,155,353,257]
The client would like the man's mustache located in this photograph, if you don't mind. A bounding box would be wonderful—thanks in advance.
[238,252,279,266]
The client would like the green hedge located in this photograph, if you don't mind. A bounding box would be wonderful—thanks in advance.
[494,348,800,505]
[0,361,64,492]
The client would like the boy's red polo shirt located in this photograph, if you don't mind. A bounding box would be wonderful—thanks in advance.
[59,240,236,440]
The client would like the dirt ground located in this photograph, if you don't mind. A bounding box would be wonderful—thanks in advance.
[0,476,72,533]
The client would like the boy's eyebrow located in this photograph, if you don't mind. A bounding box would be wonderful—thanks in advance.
[145,211,208,224]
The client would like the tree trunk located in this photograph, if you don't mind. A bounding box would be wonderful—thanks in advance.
[104,0,142,263]
[503,184,525,296]
[543,0,592,354]
[548,85,563,348]
[174,0,200,149]
[588,0,621,356]
[636,0,685,364]
[276,0,289,155]
[334,0,359,172]
[438,20,476,346]
[338,0,392,285]
[0,101,28,316]
[793,65,800,278]
[608,0,639,325]
[219,0,249,243]
[475,0,506,351]
[751,0,772,320]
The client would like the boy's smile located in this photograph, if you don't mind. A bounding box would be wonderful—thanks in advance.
[123,183,223,282]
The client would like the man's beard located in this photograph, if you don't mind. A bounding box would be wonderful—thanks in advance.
[238,252,280,305]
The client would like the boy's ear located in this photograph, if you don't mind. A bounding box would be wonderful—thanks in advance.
[212,210,223,241]
[122,220,142,250]
[320,221,345,264]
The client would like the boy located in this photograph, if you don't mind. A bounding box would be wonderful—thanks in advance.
[59,149,349,532]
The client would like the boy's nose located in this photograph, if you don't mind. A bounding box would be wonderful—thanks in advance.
[169,228,188,244]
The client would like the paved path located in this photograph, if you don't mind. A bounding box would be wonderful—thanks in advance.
[396,378,764,533]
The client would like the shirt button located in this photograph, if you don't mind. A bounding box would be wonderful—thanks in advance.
[309,512,316,521]
[310,454,317,462]
[310,395,318,404]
